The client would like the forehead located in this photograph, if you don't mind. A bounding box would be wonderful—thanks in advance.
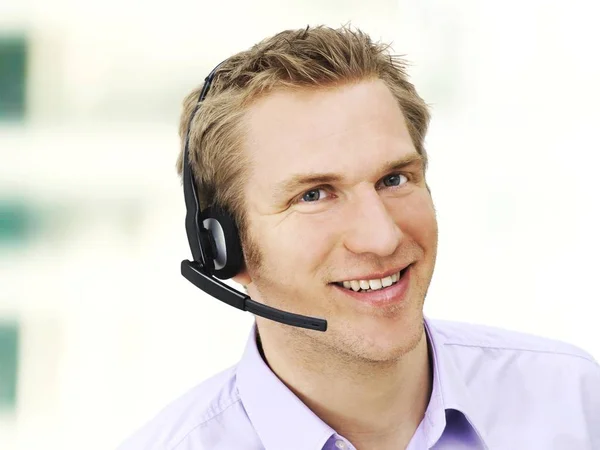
[242,79,415,192]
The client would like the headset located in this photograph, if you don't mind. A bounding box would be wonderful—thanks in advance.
[180,62,328,332]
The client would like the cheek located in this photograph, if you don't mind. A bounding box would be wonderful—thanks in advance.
[391,192,438,248]
[257,215,338,281]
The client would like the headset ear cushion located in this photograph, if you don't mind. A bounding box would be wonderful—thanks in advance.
[200,206,244,279]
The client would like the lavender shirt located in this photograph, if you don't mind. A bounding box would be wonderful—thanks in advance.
[118,318,600,449]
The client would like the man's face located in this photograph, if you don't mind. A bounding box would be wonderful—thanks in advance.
[236,79,438,362]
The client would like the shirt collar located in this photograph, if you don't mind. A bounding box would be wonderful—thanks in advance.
[236,319,490,450]
[423,317,490,449]
[236,323,336,450]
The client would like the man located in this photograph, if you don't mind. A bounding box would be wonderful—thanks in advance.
[119,26,600,449]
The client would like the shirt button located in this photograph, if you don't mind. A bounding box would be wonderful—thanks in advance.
[335,440,347,450]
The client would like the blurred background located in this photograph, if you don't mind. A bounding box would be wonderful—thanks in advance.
[1,0,599,449]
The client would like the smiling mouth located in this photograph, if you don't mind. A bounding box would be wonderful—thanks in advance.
[332,265,411,293]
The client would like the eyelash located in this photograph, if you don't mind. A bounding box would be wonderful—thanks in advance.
[294,173,410,204]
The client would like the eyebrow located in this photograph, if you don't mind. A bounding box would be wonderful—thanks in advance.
[272,151,424,200]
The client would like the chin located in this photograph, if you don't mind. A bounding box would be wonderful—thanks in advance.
[348,336,423,363]
[333,311,425,363]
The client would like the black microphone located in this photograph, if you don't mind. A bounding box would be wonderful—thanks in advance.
[181,260,328,332]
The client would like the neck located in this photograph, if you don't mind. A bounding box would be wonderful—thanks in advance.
[256,324,432,450]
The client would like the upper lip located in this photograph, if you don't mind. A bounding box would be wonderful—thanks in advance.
[333,263,412,283]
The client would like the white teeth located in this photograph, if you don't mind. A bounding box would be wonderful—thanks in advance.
[368,279,383,290]
[339,270,403,292]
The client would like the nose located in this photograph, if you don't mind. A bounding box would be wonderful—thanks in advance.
[342,186,403,257]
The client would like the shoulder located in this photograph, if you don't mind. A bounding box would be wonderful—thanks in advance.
[116,365,253,450]
[427,319,600,444]
[429,317,600,390]
[429,318,597,361]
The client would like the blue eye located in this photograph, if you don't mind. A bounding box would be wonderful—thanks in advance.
[382,174,407,187]
[301,189,326,202]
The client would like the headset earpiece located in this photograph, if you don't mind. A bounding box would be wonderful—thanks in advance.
[200,206,244,279]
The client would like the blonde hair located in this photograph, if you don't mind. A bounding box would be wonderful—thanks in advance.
[176,25,430,242]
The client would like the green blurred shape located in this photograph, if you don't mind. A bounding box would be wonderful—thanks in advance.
[0,322,19,410]
[0,200,35,244]
[0,35,27,121]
